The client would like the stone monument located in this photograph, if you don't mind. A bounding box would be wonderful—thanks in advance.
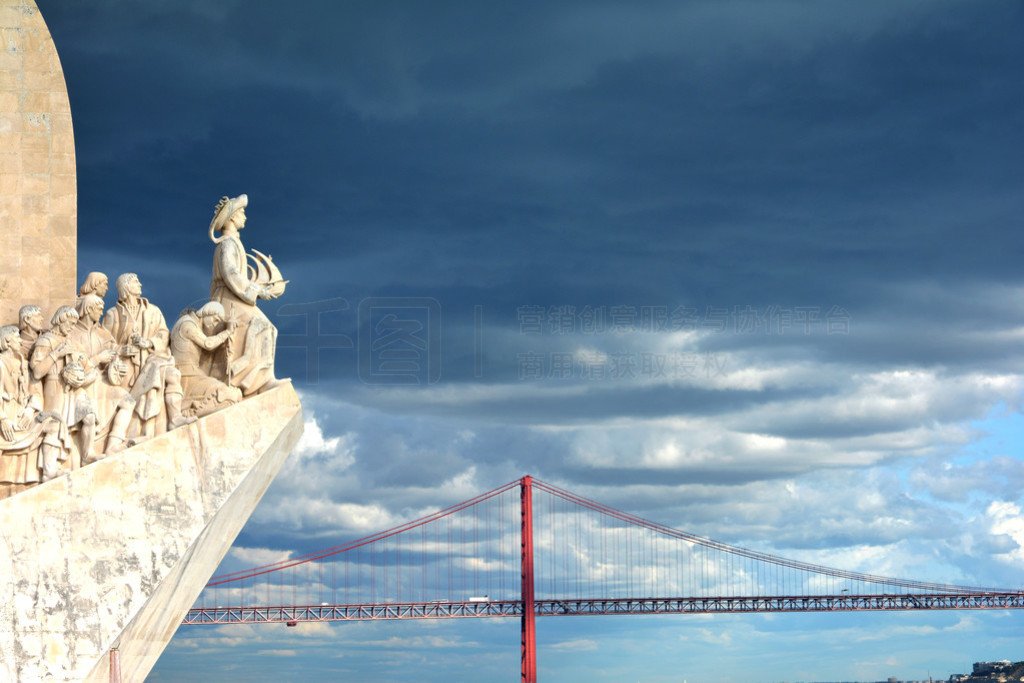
[0,2,304,679]
[0,0,77,326]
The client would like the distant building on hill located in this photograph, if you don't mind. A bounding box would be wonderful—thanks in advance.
[973,661,1011,676]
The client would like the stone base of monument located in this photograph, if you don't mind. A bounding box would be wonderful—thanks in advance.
[0,382,303,682]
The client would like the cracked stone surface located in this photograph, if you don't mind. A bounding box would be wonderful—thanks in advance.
[0,383,303,681]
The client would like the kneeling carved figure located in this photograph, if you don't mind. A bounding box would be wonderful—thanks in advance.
[170,302,242,418]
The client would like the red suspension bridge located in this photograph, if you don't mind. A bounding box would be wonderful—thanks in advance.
[184,476,1024,682]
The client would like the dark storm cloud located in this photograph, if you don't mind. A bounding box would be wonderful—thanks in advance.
[41,0,1024,323]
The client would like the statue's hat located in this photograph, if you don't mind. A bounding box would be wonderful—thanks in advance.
[208,194,248,243]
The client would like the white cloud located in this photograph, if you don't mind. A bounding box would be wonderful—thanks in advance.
[228,546,293,566]
[980,501,1024,566]
[294,417,342,457]
[261,497,398,534]
[550,638,598,652]
[681,627,733,646]
[289,412,356,471]
[355,635,474,650]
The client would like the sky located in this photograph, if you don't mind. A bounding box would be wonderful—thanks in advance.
[30,0,1024,680]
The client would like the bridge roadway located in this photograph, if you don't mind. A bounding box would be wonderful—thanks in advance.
[183,592,1024,625]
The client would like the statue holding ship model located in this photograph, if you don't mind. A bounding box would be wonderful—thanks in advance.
[208,194,287,397]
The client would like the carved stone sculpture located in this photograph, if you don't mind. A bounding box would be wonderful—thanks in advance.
[170,302,243,418]
[0,205,290,480]
[101,273,195,438]
[0,325,62,496]
[58,360,100,468]
[68,295,135,459]
[209,194,286,397]
[29,306,87,471]
[30,306,81,413]
[101,273,166,387]
[18,304,44,359]
[78,271,109,299]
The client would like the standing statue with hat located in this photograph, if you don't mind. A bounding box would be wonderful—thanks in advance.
[208,194,287,397]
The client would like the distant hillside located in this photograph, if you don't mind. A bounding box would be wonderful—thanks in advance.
[965,660,1024,682]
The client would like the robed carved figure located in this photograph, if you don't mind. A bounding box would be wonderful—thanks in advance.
[209,194,286,397]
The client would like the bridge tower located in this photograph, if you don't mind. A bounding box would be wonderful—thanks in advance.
[521,475,537,683]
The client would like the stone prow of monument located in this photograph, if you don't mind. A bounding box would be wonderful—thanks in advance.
[0,382,303,681]
[1,1,305,679]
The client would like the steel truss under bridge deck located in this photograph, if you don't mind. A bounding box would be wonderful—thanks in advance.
[183,592,1024,625]
[183,600,523,625]
[535,592,1024,615]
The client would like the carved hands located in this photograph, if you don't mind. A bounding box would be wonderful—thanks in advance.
[94,348,117,367]
[0,402,35,440]
[131,334,155,351]
[14,407,34,431]
[118,344,139,359]
[61,362,97,390]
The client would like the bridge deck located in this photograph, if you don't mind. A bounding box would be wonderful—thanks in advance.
[182,592,1024,625]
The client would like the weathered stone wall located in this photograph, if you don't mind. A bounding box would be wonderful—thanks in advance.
[0,0,77,326]
[0,383,303,681]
